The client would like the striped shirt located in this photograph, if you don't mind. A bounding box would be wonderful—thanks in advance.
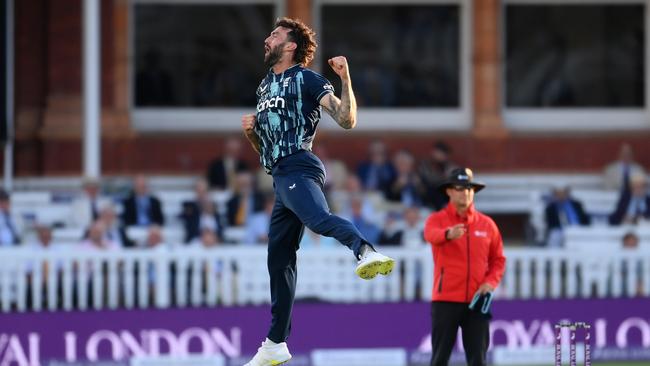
[254,64,334,173]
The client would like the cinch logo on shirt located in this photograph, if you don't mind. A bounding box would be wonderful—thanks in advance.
[257,96,286,112]
[474,230,488,237]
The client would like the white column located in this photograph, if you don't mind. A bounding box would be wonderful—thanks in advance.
[4,0,14,191]
[83,0,101,178]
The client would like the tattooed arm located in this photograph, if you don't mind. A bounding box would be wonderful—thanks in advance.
[320,56,357,130]
[241,114,261,154]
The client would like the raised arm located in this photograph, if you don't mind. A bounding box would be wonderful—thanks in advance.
[241,114,261,154]
[320,56,357,129]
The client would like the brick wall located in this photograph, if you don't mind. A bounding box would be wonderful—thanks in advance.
[7,0,650,176]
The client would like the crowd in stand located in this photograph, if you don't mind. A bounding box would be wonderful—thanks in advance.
[544,143,649,248]
[0,140,648,253]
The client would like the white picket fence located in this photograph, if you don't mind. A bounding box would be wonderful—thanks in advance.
[0,246,648,313]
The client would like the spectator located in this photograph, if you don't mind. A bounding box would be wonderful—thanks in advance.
[226,171,264,226]
[603,143,646,190]
[419,141,458,210]
[255,166,275,195]
[356,140,395,193]
[329,175,379,224]
[622,232,640,249]
[98,203,135,248]
[26,224,61,306]
[378,207,425,247]
[244,195,274,244]
[121,175,165,227]
[399,206,426,248]
[620,232,644,297]
[179,178,223,243]
[0,189,20,246]
[191,227,221,248]
[386,150,426,206]
[144,225,165,249]
[80,221,118,250]
[545,186,591,247]
[343,195,381,244]
[34,224,54,248]
[70,177,111,229]
[299,228,338,249]
[379,211,402,245]
[206,137,250,190]
[609,173,650,225]
[313,145,348,193]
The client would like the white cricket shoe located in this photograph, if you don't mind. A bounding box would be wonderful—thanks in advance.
[244,338,292,366]
[355,250,395,280]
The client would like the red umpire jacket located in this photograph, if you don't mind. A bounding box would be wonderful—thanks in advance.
[424,203,506,303]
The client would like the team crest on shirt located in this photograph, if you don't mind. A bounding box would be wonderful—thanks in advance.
[474,230,488,237]
[257,82,269,97]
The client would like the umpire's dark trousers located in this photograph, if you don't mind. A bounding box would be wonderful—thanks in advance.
[267,150,368,343]
[431,301,490,366]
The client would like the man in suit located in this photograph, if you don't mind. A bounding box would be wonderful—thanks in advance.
[545,186,591,247]
[121,175,164,227]
[0,189,20,246]
[206,137,250,190]
[226,171,264,227]
[610,173,650,225]
[356,140,396,193]
[179,178,223,243]
[419,141,458,210]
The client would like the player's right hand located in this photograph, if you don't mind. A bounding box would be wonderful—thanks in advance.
[446,224,467,240]
[241,114,256,133]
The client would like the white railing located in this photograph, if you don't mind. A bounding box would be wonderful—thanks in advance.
[0,246,648,312]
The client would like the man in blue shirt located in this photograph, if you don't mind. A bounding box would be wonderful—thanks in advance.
[242,17,394,366]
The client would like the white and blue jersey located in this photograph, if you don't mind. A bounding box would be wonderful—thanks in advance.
[254,64,334,173]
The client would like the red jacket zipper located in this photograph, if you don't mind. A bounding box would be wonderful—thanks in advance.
[465,223,470,302]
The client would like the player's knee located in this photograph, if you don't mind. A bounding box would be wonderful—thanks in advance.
[304,214,332,235]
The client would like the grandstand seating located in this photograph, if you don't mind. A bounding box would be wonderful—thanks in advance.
[8,173,623,240]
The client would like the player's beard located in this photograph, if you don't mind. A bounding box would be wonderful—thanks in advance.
[264,42,285,67]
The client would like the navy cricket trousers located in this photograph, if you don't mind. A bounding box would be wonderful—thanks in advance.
[266,150,368,343]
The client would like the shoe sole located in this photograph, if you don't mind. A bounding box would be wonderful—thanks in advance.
[355,257,395,280]
[271,357,291,365]
[244,354,291,366]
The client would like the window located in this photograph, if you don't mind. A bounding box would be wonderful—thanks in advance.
[320,4,460,107]
[315,0,471,131]
[503,1,649,131]
[133,2,275,108]
[506,4,644,108]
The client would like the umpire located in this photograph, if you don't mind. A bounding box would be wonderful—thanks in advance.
[424,168,506,366]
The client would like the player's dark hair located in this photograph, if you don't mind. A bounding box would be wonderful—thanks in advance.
[275,17,317,66]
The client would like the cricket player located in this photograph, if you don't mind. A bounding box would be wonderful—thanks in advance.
[242,17,395,366]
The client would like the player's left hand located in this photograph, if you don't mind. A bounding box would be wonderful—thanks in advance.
[477,283,494,295]
[328,56,350,80]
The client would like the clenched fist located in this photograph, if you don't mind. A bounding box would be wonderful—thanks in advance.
[328,56,350,80]
[241,114,256,134]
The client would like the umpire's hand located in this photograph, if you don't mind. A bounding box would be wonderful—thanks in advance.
[446,224,466,240]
